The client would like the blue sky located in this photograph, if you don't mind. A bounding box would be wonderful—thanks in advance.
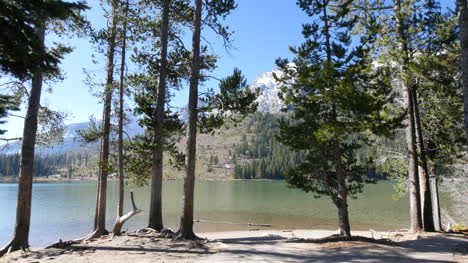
[2,0,310,138]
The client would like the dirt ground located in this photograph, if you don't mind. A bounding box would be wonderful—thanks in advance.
[1,230,467,263]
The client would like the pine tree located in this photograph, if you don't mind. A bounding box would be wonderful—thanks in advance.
[413,3,463,231]
[112,0,141,236]
[90,0,119,239]
[176,0,258,239]
[0,0,87,255]
[0,1,86,80]
[177,0,203,239]
[128,0,191,231]
[0,95,19,135]
[148,0,171,232]
[276,0,399,237]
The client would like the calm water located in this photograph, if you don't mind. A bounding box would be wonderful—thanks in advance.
[0,180,451,247]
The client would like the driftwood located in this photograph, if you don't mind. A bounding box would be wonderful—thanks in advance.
[112,192,142,236]
[194,219,272,227]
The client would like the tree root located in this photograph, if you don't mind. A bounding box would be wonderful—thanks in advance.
[0,239,28,257]
[158,228,175,238]
[46,238,84,249]
[86,228,109,240]
[173,231,202,241]
[135,228,158,234]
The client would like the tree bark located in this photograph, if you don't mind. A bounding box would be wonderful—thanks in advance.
[430,165,442,231]
[177,0,202,239]
[0,24,45,256]
[393,0,423,232]
[112,0,129,236]
[457,0,468,150]
[334,143,351,238]
[148,0,170,232]
[411,89,435,231]
[91,0,118,239]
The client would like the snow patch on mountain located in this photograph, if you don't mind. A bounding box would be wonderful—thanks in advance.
[252,69,285,113]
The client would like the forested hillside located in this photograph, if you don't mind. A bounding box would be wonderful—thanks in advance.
[0,151,96,178]
[233,113,306,179]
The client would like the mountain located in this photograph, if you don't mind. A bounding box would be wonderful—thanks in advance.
[252,69,285,113]
[1,117,144,155]
[177,69,285,121]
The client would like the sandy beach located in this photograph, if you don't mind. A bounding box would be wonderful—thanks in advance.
[1,229,466,263]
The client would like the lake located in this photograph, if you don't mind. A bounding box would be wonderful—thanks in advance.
[0,180,451,247]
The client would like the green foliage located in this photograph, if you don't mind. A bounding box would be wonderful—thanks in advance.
[275,0,400,202]
[0,0,88,148]
[0,94,20,135]
[0,0,88,80]
[199,68,259,134]
[123,130,185,188]
[381,158,408,200]
[36,107,68,146]
[411,5,464,168]
[76,116,104,143]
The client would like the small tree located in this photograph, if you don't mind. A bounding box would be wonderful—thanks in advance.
[128,0,191,231]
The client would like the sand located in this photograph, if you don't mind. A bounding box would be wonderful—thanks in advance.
[1,229,467,263]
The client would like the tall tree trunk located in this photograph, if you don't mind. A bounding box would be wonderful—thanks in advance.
[334,143,351,238]
[457,0,468,149]
[322,0,351,238]
[393,0,423,232]
[430,165,442,231]
[0,24,45,256]
[148,0,170,232]
[177,0,202,239]
[113,0,129,236]
[93,168,100,230]
[412,89,435,231]
[91,0,118,238]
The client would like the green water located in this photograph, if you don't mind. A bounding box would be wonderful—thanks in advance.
[0,180,450,247]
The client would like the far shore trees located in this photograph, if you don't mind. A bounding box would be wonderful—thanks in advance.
[276,0,400,237]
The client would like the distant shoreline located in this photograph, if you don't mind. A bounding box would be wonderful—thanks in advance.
[0,176,269,183]
[0,176,389,184]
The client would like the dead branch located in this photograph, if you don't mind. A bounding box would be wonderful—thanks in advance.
[112,192,142,236]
